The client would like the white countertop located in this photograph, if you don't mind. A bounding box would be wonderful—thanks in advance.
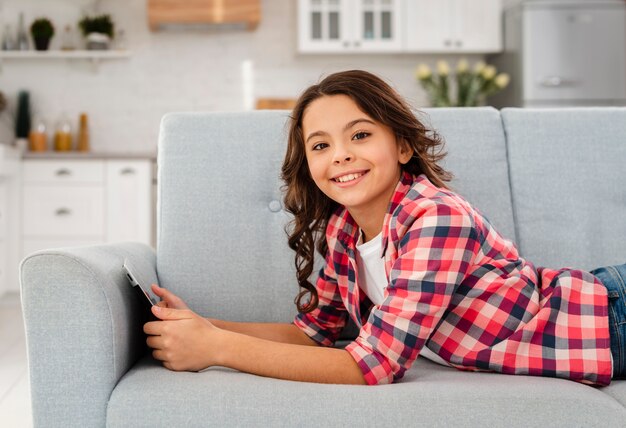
[21,151,157,161]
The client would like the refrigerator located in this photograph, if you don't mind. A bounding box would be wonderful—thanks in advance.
[490,0,626,107]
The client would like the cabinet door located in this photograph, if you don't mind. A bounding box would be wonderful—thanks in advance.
[106,160,152,245]
[354,0,403,52]
[453,0,502,53]
[405,0,502,53]
[0,181,7,241]
[0,181,7,294]
[404,0,453,52]
[298,0,351,52]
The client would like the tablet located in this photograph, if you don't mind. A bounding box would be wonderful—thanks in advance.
[123,259,160,310]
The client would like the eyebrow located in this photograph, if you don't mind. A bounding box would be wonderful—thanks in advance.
[305,118,376,145]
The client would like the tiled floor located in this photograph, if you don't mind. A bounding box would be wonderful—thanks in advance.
[0,292,33,427]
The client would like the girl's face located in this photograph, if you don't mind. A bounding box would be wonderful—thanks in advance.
[302,94,412,226]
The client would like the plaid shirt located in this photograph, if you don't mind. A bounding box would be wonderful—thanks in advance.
[294,172,612,386]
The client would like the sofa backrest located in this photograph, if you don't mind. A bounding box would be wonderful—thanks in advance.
[502,107,626,271]
[420,108,516,242]
[156,108,514,322]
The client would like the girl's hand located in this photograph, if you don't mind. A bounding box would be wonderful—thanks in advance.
[144,306,222,372]
[151,284,189,310]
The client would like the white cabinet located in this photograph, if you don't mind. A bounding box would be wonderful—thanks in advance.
[21,158,154,264]
[106,161,153,245]
[298,0,404,53]
[0,146,21,297]
[0,182,8,288]
[298,0,502,54]
[404,0,502,53]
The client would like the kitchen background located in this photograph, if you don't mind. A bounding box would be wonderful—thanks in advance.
[2,0,625,151]
[0,0,623,290]
[0,0,485,153]
[1,1,625,425]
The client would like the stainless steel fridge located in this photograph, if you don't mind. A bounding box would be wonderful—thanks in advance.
[490,0,626,107]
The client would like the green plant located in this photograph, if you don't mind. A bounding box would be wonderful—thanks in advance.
[30,18,55,39]
[78,14,114,38]
[416,59,510,107]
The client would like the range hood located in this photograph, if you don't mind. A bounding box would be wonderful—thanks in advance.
[147,0,261,31]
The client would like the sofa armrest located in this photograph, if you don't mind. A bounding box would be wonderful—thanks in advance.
[20,242,157,428]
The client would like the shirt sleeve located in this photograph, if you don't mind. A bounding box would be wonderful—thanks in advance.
[345,202,480,385]
[293,250,349,347]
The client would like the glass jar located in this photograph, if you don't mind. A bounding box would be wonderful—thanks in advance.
[29,117,48,151]
[54,115,73,151]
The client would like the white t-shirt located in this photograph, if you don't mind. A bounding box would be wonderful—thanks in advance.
[355,230,451,368]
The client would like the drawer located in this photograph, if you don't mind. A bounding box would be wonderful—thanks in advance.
[23,186,104,237]
[23,160,105,184]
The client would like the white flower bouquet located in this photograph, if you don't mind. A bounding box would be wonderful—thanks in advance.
[416,59,510,107]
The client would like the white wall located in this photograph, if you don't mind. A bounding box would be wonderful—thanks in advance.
[0,0,478,153]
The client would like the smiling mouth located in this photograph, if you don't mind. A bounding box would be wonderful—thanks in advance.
[332,171,367,183]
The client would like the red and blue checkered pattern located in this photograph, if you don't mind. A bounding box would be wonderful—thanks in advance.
[294,172,612,386]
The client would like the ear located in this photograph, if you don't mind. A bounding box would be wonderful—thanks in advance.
[397,139,414,165]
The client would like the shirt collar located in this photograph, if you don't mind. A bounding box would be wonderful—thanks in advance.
[336,171,416,256]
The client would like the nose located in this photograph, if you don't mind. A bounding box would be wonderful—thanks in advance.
[332,143,353,164]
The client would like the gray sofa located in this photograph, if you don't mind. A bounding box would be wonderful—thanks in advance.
[21,107,626,427]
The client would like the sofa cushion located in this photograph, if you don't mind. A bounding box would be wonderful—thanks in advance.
[502,108,626,270]
[157,111,296,323]
[422,107,516,243]
[107,355,626,427]
[157,109,515,324]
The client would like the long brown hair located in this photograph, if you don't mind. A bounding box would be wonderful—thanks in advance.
[282,70,452,313]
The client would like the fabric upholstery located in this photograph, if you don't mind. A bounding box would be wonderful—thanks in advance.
[20,108,626,427]
[502,108,626,270]
[107,355,626,427]
[156,108,515,324]
[20,242,156,428]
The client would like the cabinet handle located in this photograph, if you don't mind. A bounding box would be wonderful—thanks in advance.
[455,40,462,48]
[353,40,361,48]
[55,168,72,177]
[55,208,72,216]
[343,41,350,48]
[120,168,136,175]
[444,39,452,47]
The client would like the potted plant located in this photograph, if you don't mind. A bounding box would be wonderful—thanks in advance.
[30,18,55,51]
[78,14,114,50]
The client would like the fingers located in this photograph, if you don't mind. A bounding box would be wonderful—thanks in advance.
[143,320,161,335]
[146,335,162,350]
[151,305,193,321]
[151,284,189,310]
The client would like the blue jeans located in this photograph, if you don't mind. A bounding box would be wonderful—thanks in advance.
[590,263,626,378]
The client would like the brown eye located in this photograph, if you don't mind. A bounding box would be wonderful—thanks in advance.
[353,132,370,140]
[312,142,329,151]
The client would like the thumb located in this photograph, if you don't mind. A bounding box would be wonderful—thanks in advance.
[151,305,193,321]
[151,284,189,310]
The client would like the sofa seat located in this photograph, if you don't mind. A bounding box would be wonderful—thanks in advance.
[107,354,626,427]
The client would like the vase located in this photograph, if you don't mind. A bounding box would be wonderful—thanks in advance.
[33,37,51,51]
[86,32,110,50]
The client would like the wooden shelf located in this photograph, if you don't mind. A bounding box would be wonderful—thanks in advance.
[0,50,131,59]
[0,50,131,72]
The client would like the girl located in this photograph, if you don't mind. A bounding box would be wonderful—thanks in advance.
[145,70,626,387]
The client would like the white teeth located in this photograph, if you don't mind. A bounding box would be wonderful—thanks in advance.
[335,172,364,183]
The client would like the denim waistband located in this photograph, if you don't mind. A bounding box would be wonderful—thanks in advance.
[590,263,626,378]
